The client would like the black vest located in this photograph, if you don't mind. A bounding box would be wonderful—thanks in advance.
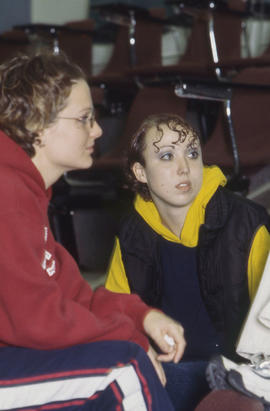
[119,187,270,358]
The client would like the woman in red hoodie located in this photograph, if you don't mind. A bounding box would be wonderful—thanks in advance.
[0,50,185,410]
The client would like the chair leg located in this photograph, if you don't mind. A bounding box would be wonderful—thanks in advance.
[223,99,250,194]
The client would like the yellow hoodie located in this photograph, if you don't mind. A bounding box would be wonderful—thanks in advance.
[106,166,270,300]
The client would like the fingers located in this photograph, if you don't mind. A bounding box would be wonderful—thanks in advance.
[165,329,186,363]
[157,350,176,363]
[172,337,186,363]
[157,328,186,360]
[157,337,186,363]
[154,359,167,386]
[147,346,167,386]
[143,310,186,362]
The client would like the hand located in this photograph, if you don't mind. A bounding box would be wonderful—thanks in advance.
[143,310,186,363]
[147,345,166,386]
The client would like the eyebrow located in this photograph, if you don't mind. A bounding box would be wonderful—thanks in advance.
[78,107,94,115]
[186,142,200,149]
[156,144,175,149]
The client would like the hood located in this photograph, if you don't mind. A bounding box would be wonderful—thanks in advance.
[134,165,227,247]
[0,130,51,199]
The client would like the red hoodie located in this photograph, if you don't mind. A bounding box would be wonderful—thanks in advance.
[0,130,150,351]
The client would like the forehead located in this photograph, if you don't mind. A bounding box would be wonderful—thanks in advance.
[145,123,199,149]
[63,79,92,112]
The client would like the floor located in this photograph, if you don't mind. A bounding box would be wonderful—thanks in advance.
[82,270,107,290]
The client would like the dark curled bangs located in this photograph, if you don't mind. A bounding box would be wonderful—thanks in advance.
[125,113,200,201]
[153,116,199,152]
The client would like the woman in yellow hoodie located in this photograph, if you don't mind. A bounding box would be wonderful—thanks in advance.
[106,113,270,411]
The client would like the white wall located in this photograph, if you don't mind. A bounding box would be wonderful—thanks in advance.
[245,19,270,57]
[31,0,90,24]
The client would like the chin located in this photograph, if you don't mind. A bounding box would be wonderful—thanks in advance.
[80,158,93,169]
[68,163,92,173]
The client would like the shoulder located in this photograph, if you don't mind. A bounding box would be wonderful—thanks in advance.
[119,209,149,235]
[0,166,23,204]
[118,210,158,252]
[211,186,269,219]
[223,187,269,221]
[0,165,43,219]
[207,187,270,241]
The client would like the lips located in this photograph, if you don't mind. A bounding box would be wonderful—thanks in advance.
[87,145,94,152]
[175,181,191,192]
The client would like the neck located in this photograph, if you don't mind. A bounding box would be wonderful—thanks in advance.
[31,156,61,189]
[156,203,190,238]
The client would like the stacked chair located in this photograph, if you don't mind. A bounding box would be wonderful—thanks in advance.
[90,0,246,185]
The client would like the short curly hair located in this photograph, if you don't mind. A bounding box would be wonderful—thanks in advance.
[0,49,86,157]
[125,113,200,201]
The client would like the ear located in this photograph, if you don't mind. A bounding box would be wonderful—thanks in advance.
[132,162,147,184]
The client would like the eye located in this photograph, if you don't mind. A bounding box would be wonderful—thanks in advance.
[187,149,200,159]
[160,152,174,160]
[78,115,89,125]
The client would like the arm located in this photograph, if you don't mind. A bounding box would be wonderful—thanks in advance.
[0,212,149,351]
[105,240,186,362]
[248,225,270,301]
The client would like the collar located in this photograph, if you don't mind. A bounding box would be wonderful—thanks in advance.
[134,165,227,247]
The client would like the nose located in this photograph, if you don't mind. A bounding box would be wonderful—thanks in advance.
[177,156,190,175]
[90,120,103,141]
